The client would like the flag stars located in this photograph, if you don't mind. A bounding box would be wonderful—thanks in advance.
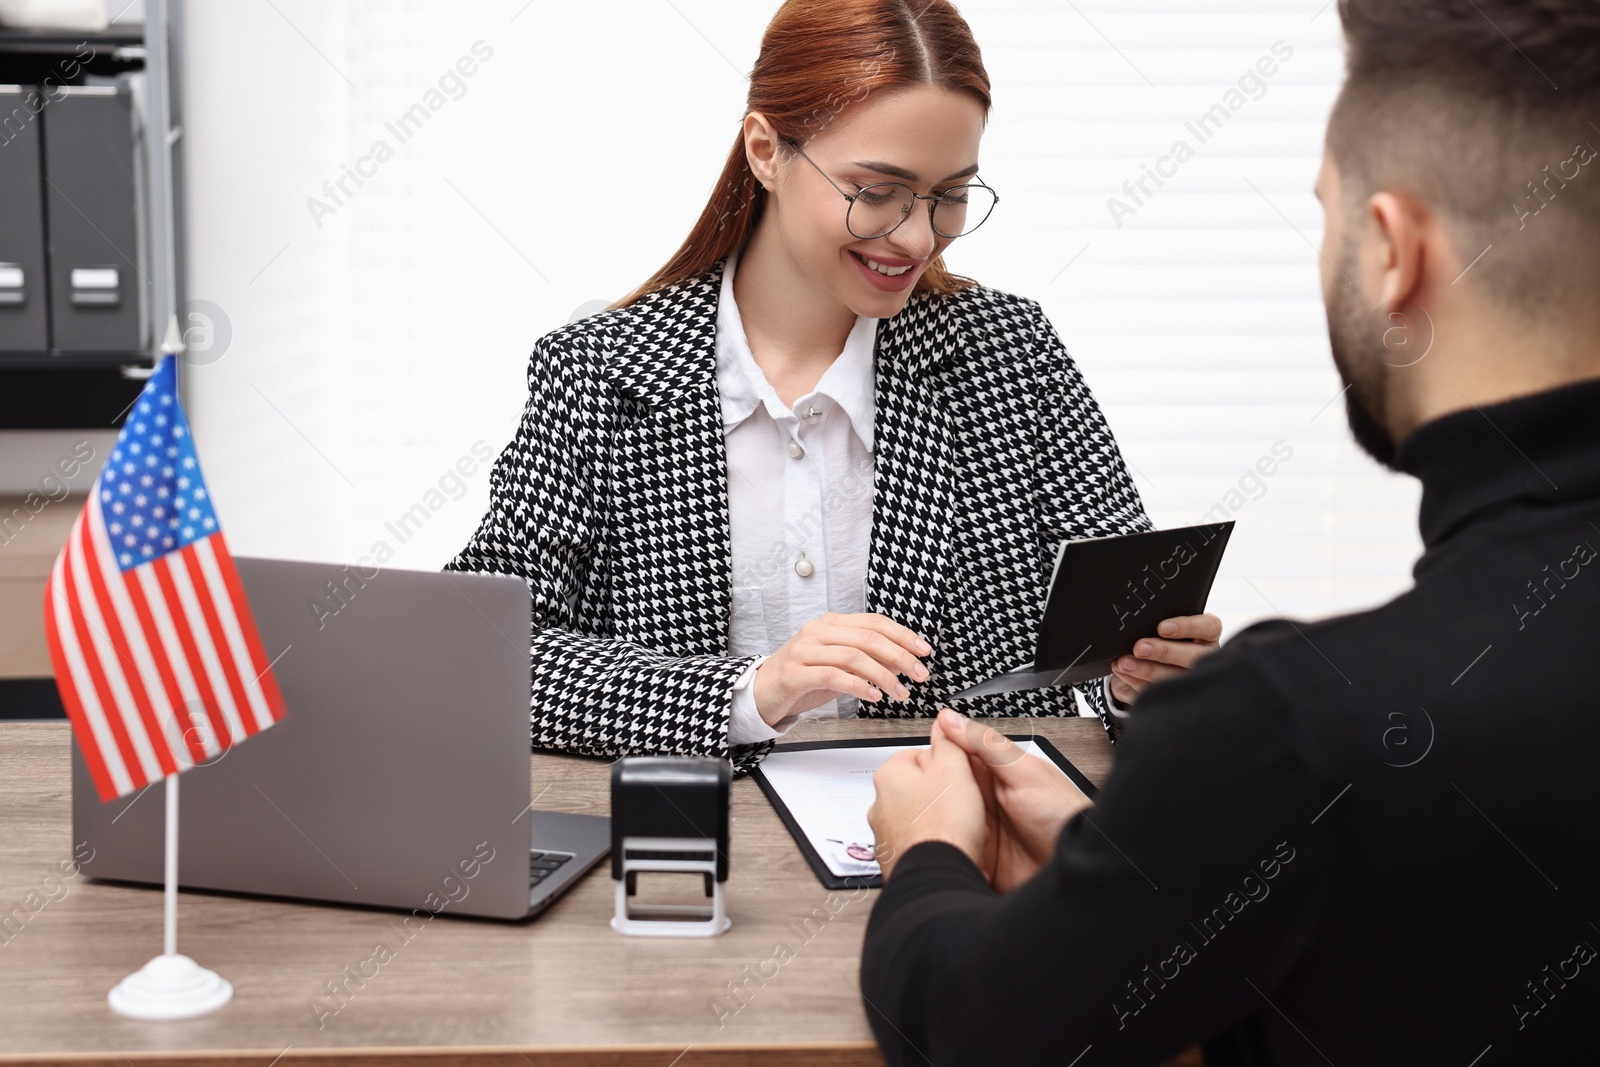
[93,359,220,573]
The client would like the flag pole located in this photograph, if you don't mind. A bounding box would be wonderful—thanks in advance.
[100,322,237,1016]
[164,774,178,958]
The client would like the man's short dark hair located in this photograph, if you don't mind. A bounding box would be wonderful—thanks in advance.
[1329,0,1600,312]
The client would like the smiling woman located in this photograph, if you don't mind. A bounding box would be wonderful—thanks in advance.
[611,1,993,309]
[443,0,1222,776]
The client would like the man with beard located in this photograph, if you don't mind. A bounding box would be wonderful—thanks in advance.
[858,1,1600,1064]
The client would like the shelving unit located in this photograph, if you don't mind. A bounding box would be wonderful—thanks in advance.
[0,1,183,428]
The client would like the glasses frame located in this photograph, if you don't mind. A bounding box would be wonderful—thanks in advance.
[779,136,998,241]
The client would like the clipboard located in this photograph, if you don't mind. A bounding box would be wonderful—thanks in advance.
[750,733,1097,890]
[948,521,1235,700]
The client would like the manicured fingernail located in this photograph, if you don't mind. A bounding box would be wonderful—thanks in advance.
[914,664,930,681]
[1119,657,1137,672]
[1159,621,1177,636]
[939,707,963,727]
[896,685,910,700]
[916,638,932,654]
[1136,641,1154,657]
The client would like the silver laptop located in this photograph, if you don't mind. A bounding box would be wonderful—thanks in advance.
[71,556,610,921]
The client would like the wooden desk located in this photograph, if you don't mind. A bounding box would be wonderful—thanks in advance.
[0,717,1180,1066]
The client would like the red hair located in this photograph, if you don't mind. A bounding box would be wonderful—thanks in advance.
[609,0,992,311]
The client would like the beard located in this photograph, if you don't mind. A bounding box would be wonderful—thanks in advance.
[1324,236,1401,472]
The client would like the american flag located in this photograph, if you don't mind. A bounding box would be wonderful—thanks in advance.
[43,354,287,801]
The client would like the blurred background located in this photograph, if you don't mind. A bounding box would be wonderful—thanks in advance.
[0,0,1419,710]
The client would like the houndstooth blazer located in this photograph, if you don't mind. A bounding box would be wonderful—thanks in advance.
[444,255,1152,774]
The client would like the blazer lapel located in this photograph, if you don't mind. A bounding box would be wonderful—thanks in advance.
[865,289,963,699]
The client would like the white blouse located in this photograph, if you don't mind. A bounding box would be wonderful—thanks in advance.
[718,247,880,744]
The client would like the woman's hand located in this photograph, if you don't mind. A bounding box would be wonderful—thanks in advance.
[754,612,932,726]
[1108,612,1223,706]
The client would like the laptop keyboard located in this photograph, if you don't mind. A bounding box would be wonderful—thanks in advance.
[529,849,574,888]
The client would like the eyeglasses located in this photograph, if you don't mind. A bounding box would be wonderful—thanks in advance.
[779,136,998,241]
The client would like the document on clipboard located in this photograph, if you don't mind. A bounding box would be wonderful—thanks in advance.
[750,734,1097,889]
[948,521,1235,700]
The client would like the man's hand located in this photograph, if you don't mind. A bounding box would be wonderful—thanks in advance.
[936,708,1094,892]
[1109,612,1223,706]
[867,714,986,881]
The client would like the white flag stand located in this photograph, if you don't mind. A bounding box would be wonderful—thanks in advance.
[107,775,233,1019]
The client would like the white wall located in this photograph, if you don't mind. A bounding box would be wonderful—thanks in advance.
[168,0,1422,636]
[179,0,352,562]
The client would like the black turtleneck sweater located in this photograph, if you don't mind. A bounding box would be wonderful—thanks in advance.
[860,378,1600,1066]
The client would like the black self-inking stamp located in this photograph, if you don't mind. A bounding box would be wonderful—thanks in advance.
[610,756,732,937]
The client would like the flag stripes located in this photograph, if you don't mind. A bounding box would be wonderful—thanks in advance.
[46,491,286,799]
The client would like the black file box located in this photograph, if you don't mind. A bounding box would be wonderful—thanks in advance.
[0,86,50,353]
[40,84,143,354]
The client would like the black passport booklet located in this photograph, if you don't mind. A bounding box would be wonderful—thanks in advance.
[948,521,1235,700]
